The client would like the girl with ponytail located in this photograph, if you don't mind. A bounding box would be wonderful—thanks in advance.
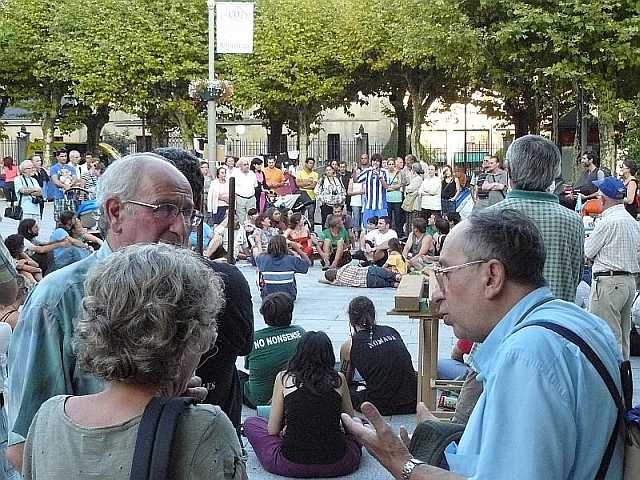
[340,296,418,415]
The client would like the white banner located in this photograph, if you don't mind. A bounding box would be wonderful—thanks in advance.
[216,2,254,54]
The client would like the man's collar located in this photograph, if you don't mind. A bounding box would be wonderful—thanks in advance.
[470,287,554,380]
[601,203,626,217]
[506,190,559,203]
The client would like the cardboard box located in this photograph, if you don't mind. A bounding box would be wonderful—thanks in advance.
[394,275,425,312]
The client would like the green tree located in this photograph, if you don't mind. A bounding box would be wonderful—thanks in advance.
[0,0,75,164]
[340,0,481,160]
[222,0,356,162]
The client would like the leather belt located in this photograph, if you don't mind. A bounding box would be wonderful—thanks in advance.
[593,271,632,278]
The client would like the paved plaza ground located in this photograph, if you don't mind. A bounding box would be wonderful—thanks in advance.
[2,202,639,479]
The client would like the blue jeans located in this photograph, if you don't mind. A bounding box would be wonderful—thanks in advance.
[366,266,397,288]
[351,206,362,232]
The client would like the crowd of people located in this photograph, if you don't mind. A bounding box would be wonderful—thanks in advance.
[0,137,636,480]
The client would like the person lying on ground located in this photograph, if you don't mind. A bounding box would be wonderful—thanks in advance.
[324,264,401,288]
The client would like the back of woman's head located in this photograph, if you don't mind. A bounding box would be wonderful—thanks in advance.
[75,243,224,388]
[388,238,401,254]
[4,234,24,258]
[267,235,288,258]
[260,292,294,327]
[17,219,36,239]
[286,331,340,395]
[348,296,376,331]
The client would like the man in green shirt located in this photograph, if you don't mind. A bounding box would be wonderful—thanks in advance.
[318,215,351,269]
[487,134,584,302]
[243,293,305,407]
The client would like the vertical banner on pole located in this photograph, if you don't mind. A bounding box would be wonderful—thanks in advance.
[216,2,254,54]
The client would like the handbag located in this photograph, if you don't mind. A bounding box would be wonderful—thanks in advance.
[401,191,421,213]
[129,396,195,480]
[4,192,23,220]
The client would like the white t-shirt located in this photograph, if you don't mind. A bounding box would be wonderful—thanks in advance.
[229,170,258,198]
[365,229,398,247]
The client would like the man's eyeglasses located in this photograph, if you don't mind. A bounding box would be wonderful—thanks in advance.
[124,200,202,227]
[432,260,486,291]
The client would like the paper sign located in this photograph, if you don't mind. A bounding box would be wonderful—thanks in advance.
[217,2,254,54]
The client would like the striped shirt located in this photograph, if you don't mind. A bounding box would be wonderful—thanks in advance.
[585,203,640,274]
[357,168,389,210]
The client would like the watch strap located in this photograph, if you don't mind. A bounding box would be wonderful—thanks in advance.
[401,458,426,480]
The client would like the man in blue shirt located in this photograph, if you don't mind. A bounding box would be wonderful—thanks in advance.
[357,153,389,225]
[342,209,623,480]
[49,150,79,221]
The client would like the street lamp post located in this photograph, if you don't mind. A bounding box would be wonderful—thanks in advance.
[207,0,217,167]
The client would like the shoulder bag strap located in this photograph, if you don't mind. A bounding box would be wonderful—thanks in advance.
[130,397,165,480]
[148,397,196,479]
[129,396,196,480]
[525,321,628,480]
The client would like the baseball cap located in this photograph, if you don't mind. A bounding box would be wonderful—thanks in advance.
[593,176,625,200]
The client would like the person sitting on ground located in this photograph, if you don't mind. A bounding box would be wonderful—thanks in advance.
[244,331,362,478]
[251,213,280,257]
[255,235,311,301]
[48,211,93,271]
[267,207,287,233]
[429,216,450,259]
[325,203,353,239]
[284,212,313,259]
[4,235,42,285]
[324,264,401,289]
[363,216,397,266]
[21,243,246,480]
[437,338,473,380]
[317,215,351,269]
[242,293,306,409]
[384,238,407,274]
[189,219,213,251]
[340,296,417,415]
[353,216,378,261]
[204,214,249,261]
[69,217,103,249]
[17,219,68,275]
[402,218,434,271]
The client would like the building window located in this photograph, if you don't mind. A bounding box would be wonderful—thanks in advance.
[328,134,340,161]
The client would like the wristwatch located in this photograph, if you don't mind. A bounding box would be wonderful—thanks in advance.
[401,458,426,480]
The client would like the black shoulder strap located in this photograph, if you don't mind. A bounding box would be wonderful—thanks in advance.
[526,321,628,480]
[129,396,195,480]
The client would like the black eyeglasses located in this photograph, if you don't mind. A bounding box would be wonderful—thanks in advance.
[124,200,201,227]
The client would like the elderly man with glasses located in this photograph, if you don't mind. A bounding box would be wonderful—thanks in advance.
[343,209,624,480]
[7,153,206,470]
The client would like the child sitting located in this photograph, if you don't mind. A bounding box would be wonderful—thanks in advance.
[384,238,407,274]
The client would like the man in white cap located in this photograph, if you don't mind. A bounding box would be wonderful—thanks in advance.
[586,176,640,359]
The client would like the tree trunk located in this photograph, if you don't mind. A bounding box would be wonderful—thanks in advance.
[389,89,408,157]
[41,94,61,167]
[597,88,617,174]
[173,111,194,151]
[298,109,310,164]
[409,97,423,161]
[84,104,110,156]
[268,118,284,155]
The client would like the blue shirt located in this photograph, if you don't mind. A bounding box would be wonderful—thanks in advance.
[8,243,112,444]
[445,287,623,479]
[189,223,213,250]
[255,254,309,300]
[357,168,388,210]
[49,163,77,199]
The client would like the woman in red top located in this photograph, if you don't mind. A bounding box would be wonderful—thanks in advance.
[284,212,314,259]
[2,156,18,205]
